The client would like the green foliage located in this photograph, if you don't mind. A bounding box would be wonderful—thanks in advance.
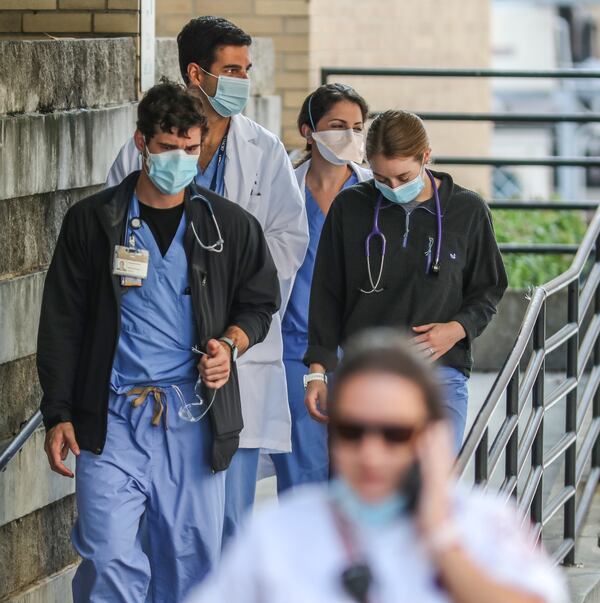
[492,208,588,289]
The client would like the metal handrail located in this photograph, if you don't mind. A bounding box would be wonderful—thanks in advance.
[0,411,42,472]
[456,206,600,565]
[321,66,600,83]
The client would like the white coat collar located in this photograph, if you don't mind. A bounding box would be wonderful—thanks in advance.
[294,158,372,199]
[224,114,262,205]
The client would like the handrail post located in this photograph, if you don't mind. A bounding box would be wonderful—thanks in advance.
[565,280,579,565]
[506,370,519,498]
[531,301,546,528]
[475,429,489,486]
[592,233,600,469]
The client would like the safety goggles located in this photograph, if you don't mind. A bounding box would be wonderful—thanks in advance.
[331,420,422,445]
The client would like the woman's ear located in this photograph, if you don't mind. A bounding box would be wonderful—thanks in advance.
[300,123,313,143]
[423,148,432,165]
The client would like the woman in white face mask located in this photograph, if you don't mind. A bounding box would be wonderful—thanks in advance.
[271,84,371,494]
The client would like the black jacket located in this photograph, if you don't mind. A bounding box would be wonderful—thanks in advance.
[305,171,507,375]
[37,172,280,471]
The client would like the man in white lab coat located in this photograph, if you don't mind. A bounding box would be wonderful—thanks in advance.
[107,16,308,541]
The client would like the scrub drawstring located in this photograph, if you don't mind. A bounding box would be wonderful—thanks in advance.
[126,386,167,429]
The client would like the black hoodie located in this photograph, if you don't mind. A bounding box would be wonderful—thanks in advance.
[304,170,507,376]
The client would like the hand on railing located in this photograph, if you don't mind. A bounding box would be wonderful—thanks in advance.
[44,422,80,478]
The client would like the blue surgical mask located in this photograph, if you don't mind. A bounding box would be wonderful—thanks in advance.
[374,169,425,204]
[329,478,406,527]
[200,68,250,117]
[144,148,199,195]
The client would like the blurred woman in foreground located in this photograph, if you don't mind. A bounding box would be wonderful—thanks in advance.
[188,330,567,603]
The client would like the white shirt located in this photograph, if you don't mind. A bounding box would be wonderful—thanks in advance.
[186,484,568,603]
[105,114,309,453]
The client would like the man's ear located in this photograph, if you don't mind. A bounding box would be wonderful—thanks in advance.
[187,63,203,87]
[133,129,146,153]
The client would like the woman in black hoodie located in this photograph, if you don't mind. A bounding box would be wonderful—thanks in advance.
[304,110,507,451]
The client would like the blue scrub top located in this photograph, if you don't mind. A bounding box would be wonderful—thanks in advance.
[195,145,226,196]
[282,171,359,360]
[110,194,198,391]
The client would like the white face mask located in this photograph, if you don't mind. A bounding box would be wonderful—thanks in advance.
[311,128,365,166]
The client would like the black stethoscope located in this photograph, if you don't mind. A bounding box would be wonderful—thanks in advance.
[127,191,225,254]
[360,169,443,294]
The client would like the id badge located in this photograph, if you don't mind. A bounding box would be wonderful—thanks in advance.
[113,245,149,283]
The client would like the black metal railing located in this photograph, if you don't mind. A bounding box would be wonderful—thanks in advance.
[456,205,600,565]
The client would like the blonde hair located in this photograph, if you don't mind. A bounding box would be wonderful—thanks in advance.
[366,110,429,162]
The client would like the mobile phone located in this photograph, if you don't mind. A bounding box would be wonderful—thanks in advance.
[402,461,422,514]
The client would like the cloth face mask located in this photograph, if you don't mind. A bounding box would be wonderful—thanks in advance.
[311,128,365,166]
[329,477,407,527]
[200,68,251,117]
[144,148,199,195]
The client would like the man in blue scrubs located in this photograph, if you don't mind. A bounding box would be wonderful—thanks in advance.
[37,81,280,602]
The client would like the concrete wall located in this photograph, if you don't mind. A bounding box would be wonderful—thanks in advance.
[0,36,137,603]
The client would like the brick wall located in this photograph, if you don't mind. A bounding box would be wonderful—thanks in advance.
[156,0,310,147]
[0,0,140,38]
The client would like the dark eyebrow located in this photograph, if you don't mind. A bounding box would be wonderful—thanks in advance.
[222,63,252,70]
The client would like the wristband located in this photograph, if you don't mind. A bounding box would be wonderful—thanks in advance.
[303,372,328,390]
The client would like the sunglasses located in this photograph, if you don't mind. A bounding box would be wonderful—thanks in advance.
[332,420,421,445]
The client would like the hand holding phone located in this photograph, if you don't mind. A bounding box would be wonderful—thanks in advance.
[414,421,454,539]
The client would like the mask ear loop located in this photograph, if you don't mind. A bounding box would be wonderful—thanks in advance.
[307,93,317,132]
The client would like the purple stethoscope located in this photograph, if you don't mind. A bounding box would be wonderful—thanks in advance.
[360,169,443,294]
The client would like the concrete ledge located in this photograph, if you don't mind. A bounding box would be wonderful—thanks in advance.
[0,186,101,279]
[4,563,77,603]
[0,271,45,365]
[0,103,137,201]
[245,95,281,137]
[0,38,136,115]
[0,428,75,527]
[0,495,77,599]
[155,36,275,96]
[0,355,40,442]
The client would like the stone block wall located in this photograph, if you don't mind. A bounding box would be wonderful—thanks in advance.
[0,37,137,603]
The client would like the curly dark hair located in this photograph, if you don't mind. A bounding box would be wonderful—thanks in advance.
[136,78,206,141]
[177,16,252,85]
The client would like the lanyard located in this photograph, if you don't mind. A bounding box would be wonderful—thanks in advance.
[209,133,228,192]
[330,503,375,603]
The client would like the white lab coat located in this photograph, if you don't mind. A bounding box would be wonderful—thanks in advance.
[105,114,309,453]
[186,484,568,603]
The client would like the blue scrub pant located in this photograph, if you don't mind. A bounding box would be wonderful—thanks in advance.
[438,367,469,452]
[273,358,329,494]
[72,385,225,603]
[222,447,260,545]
